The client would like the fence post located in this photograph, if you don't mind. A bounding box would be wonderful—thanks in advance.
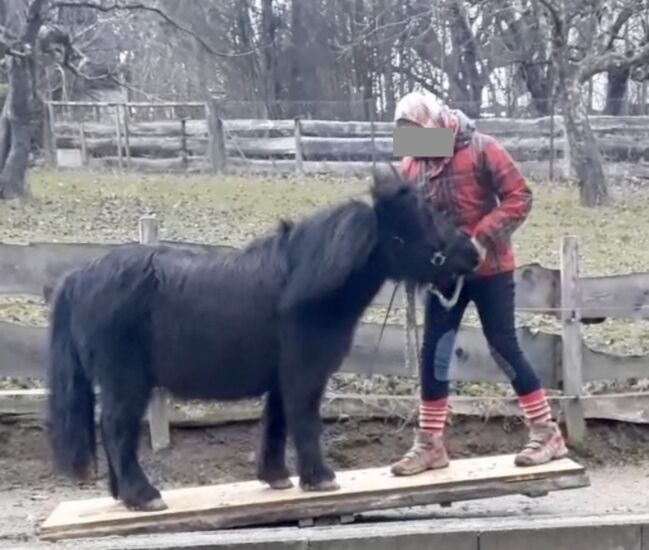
[180,117,188,170]
[559,235,586,446]
[138,215,171,452]
[44,102,57,168]
[206,100,226,173]
[403,282,420,375]
[294,116,303,173]
[78,121,88,167]
[114,104,124,171]
[122,105,131,169]
[369,97,376,171]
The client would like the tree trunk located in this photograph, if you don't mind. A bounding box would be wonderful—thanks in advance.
[560,77,608,207]
[0,57,34,199]
[604,66,630,115]
[261,0,280,118]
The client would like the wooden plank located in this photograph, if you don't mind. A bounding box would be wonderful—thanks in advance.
[0,240,232,298]
[560,236,586,445]
[0,321,46,378]
[49,101,207,108]
[39,455,589,541]
[138,216,171,452]
[222,119,296,133]
[4,315,645,387]
[580,272,649,320]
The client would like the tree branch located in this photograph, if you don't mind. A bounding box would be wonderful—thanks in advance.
[50,0,263,58]
[579,41,649,82]
[603,5,635,51]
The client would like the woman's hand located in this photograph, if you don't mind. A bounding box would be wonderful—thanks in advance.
[470,237,487,269]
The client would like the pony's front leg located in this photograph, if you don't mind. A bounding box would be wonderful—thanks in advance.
[257,383,292,489]
[279,338,340,492]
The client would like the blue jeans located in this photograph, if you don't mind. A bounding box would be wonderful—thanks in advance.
[419,271,542,401]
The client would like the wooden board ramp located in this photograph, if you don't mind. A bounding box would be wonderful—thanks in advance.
[39,454,589,541]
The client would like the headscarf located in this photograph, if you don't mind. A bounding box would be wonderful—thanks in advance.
[394,90,460,181]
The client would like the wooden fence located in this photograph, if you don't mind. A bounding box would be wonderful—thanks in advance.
[44,100,649,181]
[1,216,649,450]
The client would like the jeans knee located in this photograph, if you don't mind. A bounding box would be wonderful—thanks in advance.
[422,329,457,382]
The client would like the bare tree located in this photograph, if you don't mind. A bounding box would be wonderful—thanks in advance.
[538,0,649,206]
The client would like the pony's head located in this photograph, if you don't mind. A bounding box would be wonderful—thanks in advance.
[370,165,480,285]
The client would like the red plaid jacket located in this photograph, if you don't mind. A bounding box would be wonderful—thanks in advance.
[410,132,532,277]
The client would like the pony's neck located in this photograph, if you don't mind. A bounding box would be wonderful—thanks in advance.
[323,246,388,322]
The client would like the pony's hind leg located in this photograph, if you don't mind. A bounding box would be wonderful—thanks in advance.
[100,415,119,500]
[101,386,166,511]
[97,346,166,512]
[257,383,292,490]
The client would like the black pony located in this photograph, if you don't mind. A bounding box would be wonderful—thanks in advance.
[46,168,479,512]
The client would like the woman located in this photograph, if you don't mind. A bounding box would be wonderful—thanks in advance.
[390,90,568,476]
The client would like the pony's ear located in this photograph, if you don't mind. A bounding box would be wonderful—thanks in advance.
[370,163,408,205]
[279,203,378,311]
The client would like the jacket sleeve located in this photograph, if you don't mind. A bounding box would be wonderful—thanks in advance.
[471,136,532,247]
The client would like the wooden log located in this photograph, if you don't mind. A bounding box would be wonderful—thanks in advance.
[300,120,394,137]
[224,136,564,162]
[55,120,208,139]
[138,215,171,452]
[56,136,207,159]
[49,101,207,108]
[222,119,297,134]
[560,236,586,445]
[4,390,649,427]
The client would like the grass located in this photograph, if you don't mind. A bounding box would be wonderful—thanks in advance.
[2,168,649,393]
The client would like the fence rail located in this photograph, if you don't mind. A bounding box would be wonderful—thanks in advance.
[1,216,649,448]
[44,101,649,181]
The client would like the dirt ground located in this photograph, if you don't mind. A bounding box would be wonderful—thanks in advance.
[1,416,649,545]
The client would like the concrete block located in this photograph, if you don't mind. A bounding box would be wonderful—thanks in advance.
[308,531,477,550]
[480,524,643,550]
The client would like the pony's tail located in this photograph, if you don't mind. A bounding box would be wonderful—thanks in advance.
[45,273,97,480]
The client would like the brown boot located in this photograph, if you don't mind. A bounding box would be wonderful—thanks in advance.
[515,421,569,467]
[390,429,449,476]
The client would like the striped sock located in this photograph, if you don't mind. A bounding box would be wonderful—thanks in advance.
[419,398,448,437]
[519,389,552,424]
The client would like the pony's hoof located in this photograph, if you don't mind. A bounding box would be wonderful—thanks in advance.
[126,497,168,512]
[268,478,294,490]
[300,479,340,492]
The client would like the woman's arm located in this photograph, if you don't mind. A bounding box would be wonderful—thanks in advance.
[472,135,533,248]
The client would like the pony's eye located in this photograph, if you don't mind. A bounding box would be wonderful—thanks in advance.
[394,236,405,245]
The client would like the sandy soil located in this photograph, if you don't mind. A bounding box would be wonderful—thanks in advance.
[1,417,649,546]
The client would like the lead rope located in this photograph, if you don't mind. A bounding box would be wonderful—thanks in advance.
[417,154,465,312]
